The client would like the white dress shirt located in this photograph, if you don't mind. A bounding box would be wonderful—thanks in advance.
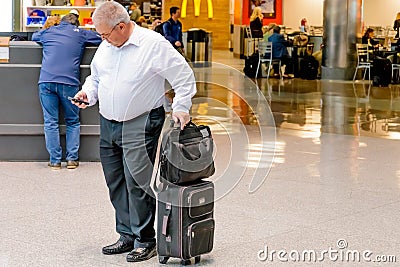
[82,24,196,122]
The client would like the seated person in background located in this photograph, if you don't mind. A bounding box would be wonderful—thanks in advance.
[136,16,148,28]
[268,25,292,77]
[263,23,276,42]
[362,28,379,50]
[312,43,324,78]
[250,7,263,38]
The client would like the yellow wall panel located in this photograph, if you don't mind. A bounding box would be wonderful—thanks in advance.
[163,0,230,49]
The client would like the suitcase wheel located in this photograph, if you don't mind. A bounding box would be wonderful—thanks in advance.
[159,256,169,264]
[181,259,191,265]
[195,256,201,263]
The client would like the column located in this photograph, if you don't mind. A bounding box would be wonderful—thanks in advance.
[322,0,363,80]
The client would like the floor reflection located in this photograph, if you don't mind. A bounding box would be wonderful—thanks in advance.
[192,66,400,139]
[263,78,400,139]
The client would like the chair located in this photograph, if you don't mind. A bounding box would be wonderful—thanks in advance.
[245,26,262,57]
[256,41,282,79]
[353,44,372,81]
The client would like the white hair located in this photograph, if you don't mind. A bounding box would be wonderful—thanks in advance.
[92,1,130,28]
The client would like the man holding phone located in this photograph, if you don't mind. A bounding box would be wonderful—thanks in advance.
[72,1,196,262]
[32,13,102,170]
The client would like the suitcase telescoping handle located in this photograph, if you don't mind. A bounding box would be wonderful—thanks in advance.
[162,202,172,236]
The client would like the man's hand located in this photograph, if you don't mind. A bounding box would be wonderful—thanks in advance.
[175,41,182,47]
[172,111,190,130]
[71,91,89,109]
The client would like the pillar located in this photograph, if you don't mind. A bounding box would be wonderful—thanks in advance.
[322,0,363,80]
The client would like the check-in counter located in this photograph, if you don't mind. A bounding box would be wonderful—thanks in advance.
[0,41,100,161]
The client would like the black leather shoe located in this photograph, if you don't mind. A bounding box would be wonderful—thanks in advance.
[102,239,135,255]
[126,245,156,262]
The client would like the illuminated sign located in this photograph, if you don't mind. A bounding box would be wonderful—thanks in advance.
[181,0,214,18]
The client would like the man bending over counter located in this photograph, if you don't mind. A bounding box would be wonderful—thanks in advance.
[32,13,102,170]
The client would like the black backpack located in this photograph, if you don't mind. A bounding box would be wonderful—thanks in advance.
[154,20,171,37]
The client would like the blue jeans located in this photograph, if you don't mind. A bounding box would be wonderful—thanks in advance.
[39,82,80,163]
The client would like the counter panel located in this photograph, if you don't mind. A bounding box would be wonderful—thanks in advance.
[0,41,100,161]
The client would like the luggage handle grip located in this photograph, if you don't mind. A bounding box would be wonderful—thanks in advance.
[169,118,195,129]
[162,203,172,236]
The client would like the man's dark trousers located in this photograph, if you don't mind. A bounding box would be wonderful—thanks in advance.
[99,106,165,248]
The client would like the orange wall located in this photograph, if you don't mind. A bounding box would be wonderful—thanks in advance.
[242,0,282,26]
[233,0,242,24]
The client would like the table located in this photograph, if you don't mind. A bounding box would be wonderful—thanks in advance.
[374,50,397,63]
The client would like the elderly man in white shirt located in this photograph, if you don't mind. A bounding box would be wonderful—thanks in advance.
[72,1,196,263]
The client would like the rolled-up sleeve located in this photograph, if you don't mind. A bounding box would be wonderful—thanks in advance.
[152,40,196,113]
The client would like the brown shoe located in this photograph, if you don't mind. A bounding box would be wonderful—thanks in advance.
[66,160,79,169]
[48,162,61,170]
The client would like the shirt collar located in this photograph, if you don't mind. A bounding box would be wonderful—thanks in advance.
[105,22,140,48]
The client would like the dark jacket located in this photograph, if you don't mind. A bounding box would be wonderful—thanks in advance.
[394,19,400,38]
[250,17,263,38]
[268,33,289,59]
[361,36,378,50]
[32,21,102,86]
[163,18,183,48]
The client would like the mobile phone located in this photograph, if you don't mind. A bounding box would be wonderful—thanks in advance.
[68,96,89,105]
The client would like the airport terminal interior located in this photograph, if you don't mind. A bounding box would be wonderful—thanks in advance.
[1,0,400,265]
[1,50,400,266]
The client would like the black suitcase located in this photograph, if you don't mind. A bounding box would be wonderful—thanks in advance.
[157,180,215,265]
[299,55,319,80]
[243,52,260,78]
[372,57,392,86]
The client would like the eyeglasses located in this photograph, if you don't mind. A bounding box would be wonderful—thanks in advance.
[99,23,120,39]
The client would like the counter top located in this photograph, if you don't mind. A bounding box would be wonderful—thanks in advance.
[0,41,98,65]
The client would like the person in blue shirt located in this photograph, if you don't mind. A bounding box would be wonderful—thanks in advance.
[32,13,102,170]
[268,25,291,77]
[163,7,185,56]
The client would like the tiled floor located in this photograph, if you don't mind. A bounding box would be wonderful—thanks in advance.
[1,50,400,266]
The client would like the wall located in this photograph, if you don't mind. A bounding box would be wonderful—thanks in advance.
[233,0,242,24]
[163,0,230,49]
[281,0,400,31]
[364,0,400,27]
[1,0,13,31]
[282,0,323,30]
[242,0,283,25]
